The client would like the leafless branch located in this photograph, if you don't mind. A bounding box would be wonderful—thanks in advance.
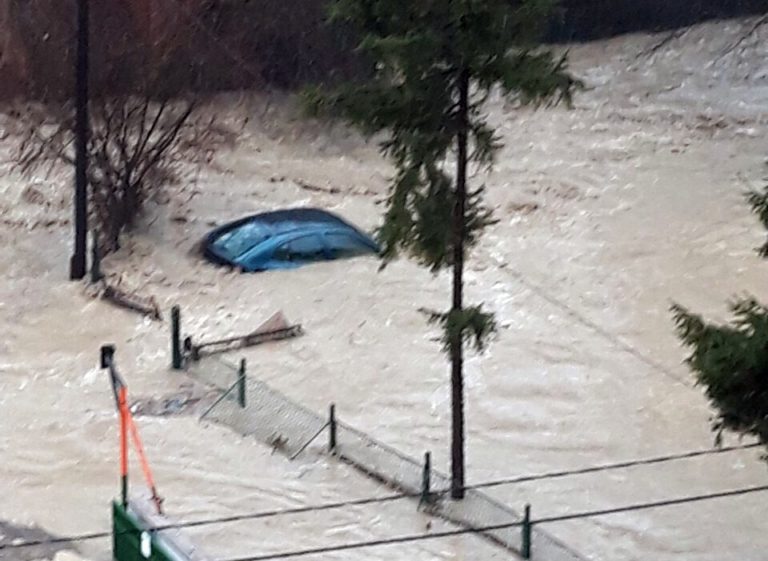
[8,96,233,253]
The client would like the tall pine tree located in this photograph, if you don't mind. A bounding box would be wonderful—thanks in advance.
[307,0,578,498]
[673,185,768,448]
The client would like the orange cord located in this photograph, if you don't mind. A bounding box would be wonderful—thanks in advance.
[118,387,128,480]
[126,410,164,515]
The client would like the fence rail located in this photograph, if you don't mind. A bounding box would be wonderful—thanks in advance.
[187,357,587,561]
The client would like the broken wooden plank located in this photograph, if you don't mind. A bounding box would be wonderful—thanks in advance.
[189,311,303,360]
[103,283,162,320]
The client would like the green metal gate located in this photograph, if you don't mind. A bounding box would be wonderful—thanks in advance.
[113,501,178,561]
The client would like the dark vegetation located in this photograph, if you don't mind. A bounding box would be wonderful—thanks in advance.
[0,0,764,100]
[673,184,768,448]
[1,0,367,100]
[550,0,768,41]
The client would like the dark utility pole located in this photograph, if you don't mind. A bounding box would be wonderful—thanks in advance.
[450,68,470,500]
[70,0,89,280]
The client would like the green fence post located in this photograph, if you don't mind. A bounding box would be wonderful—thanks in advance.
[238,359,246,408]
[171,306,182,370]
[329,404,337,453]
[421,451,432,504]
[522,503,532,559]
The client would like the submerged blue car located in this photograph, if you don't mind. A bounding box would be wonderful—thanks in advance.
[203,208,380,272]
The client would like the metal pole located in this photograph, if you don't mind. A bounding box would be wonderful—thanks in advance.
[238,359,246,408]
[118,388,129,509]
[522,503,532,559]
[90,231,102,283]
[100,344,115,369]
[100,344,117,404]
[100,345,128,507]
[171,306,182,370]
[328,404,337,453]
[70,0,89,280]
[421,451,432,504]
[449,67,470,501]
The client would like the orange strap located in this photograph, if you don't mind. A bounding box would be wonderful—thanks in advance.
[126,410,164,514]
[118,388,128,479]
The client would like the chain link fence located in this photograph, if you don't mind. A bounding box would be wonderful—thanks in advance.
[188,357,586,561]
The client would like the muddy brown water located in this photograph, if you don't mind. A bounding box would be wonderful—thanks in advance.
[1,17,768,561]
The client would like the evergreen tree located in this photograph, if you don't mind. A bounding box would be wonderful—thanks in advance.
[672,185,768,447]
[307,0,579,498]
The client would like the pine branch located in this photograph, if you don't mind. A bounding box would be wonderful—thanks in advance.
[307,0,577,369]
[746,186,768,258]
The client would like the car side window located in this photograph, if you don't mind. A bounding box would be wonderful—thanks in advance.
[324,233,372,258]
[273,235,326,262]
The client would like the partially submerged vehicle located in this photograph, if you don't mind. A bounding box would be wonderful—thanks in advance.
[203,208,380,272]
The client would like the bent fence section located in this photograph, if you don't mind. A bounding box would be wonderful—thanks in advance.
[188,358,586,561]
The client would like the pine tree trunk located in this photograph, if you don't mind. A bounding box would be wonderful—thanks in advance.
[450,68,470,500]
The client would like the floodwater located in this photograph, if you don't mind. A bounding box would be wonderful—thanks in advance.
[2,16,768,561]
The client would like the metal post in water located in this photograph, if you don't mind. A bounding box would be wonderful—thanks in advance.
[238,359,246,408]
[117,376,129,508]
[522,503,532,559]
[329,403,337,453]
[101,344,117,405]
[120,425,128,511]
[100,344,115,369]
[100,345,129,508]
[171,305,182,370]
[69,0,89,280]
[421,451,432,505]
[183,336,196,362]
[90,231,102,284]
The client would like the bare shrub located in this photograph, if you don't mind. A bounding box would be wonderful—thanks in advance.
[11,96,231,251]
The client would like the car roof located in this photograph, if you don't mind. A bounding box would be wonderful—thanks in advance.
[250,208,349,226]
[209,208,357,239]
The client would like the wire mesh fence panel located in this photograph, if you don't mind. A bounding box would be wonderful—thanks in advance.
[334,421,425,491]
[191,357,587,561]
[186,356,240,391]
[194,359,328,457]
[525,524,587,561]
[440,489,586,561]
[335,421,585,561]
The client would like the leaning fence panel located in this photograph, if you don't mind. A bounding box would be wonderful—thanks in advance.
[189,358,586,561]
[193,359,329,456]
